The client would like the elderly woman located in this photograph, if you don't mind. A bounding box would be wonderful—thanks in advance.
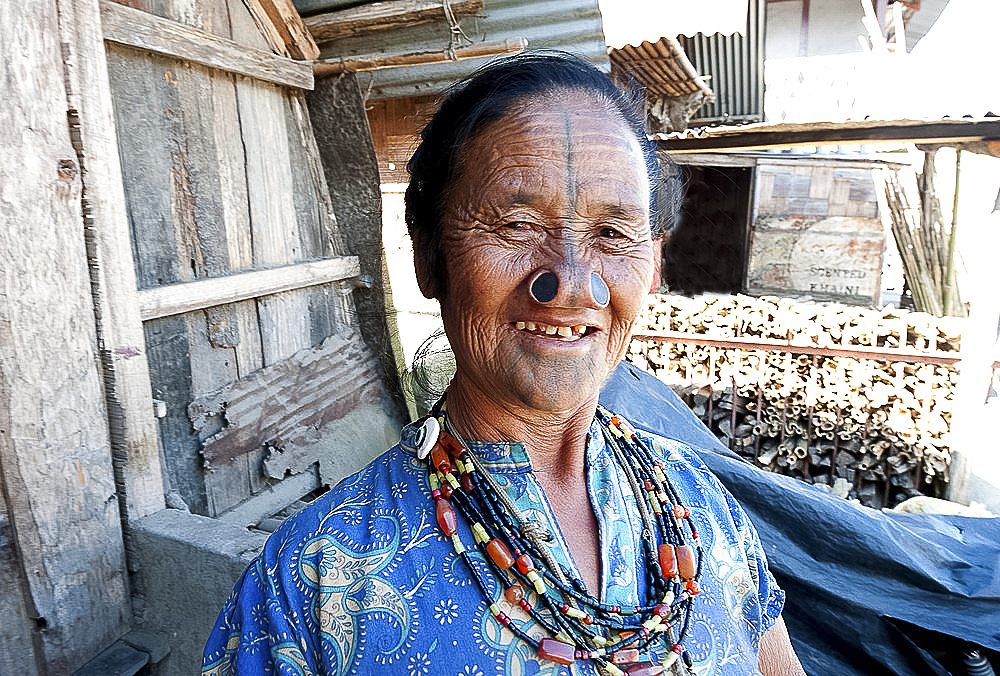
[203,52,804,676]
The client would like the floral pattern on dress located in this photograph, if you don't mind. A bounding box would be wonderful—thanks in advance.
[203,413,784,676]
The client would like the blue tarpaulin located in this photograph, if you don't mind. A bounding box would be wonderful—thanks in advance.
[600,361,1000,676]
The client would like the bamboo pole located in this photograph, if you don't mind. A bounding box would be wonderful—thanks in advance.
[944,149,964,316]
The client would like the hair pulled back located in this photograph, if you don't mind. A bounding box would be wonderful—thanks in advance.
[404,51,663,300]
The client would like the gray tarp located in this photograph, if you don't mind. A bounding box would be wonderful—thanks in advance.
[600,361,1000,676]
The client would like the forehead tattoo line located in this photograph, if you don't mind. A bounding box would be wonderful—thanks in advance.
[562,112,578,271]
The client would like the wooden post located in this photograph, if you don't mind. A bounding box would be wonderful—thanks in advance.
[0,0,137,669]
[59,0,167,522]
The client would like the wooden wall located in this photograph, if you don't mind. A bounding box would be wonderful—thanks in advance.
[365,94,437,184]
[1,0,132,670]
[105,0,357,516]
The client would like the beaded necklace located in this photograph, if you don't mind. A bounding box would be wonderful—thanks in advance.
[404,402,702,676]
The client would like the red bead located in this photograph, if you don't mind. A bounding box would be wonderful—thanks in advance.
[436,497,457,536]
[685,580,701,595]
[653,603,670,619]
[504,583,524,604]
[460,472,476,493]
[673,504,691,519]
[516,554,535,574]
[486,539,515,570]
[672,643,683,654]
[611,648,640,665]
[440,482,453,499]
[430,444,451,473]
[676,544,697,580]
[440,433,464,458]
[658,543,678,579]
[431,489,441,499]
[537,638,576,665]
[625,662,664,675]
[644,479,655,491]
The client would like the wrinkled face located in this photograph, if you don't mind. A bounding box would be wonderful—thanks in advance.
[432,93,655,413]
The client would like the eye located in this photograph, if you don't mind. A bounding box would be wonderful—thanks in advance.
[599,226,625,239]
[503,221,533,231]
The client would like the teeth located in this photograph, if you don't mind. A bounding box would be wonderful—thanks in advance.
[516,321,590,338]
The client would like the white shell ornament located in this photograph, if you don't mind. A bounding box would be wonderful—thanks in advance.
[416,416,440,460]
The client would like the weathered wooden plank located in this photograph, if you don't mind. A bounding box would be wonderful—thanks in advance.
[100,0,314,89]
[243,0,320,60]
[59,3,167,523]
[207,69,264,380]
[304,0,483,44]
[237,77,312,365]
[137,257,360,320]
[313,38,527,75]
[106,45,184,288]
[143,317,209,515]
[1,1,132,669]
[226,0,274,52]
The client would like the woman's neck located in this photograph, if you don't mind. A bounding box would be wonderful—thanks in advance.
[443,376,597,481]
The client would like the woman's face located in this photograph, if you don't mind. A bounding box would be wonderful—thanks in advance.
[433,93,655,414]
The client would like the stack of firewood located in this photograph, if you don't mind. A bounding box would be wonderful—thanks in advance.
[627,294,962,509]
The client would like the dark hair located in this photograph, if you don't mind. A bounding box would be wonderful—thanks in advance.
[404,51,665,299]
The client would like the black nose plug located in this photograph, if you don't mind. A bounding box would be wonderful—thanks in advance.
[529,271,559,303]
[529,270,611,307]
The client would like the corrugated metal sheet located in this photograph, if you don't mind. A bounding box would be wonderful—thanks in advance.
[680,0,764,124]
[609,37,713,99]
[312,0,608,101]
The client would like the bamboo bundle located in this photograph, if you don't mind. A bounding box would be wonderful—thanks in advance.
[627,293,962,509]
[880,153,965,317]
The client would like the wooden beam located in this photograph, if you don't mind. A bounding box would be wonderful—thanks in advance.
[137,257,361,321]
[314,37,527,75]
[304,0,483,44]
[100,0,314,89]
[631,331,962,366]
[242,0,320,60]
[655,119,1000,153]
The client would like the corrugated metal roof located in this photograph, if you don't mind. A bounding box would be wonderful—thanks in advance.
[609,37,713,99]
[681,0,765,125]
[311,0,608,101]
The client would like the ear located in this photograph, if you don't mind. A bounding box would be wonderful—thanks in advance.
[412,238,439,300]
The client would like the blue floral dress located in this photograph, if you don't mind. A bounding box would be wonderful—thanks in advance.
[203,415,784,675]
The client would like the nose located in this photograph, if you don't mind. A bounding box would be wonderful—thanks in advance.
[528,268,610,308]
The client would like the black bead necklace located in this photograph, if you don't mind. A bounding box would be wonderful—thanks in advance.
[411,403,702,676]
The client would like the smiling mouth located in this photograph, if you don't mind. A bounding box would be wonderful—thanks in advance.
[514,321,593,341]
